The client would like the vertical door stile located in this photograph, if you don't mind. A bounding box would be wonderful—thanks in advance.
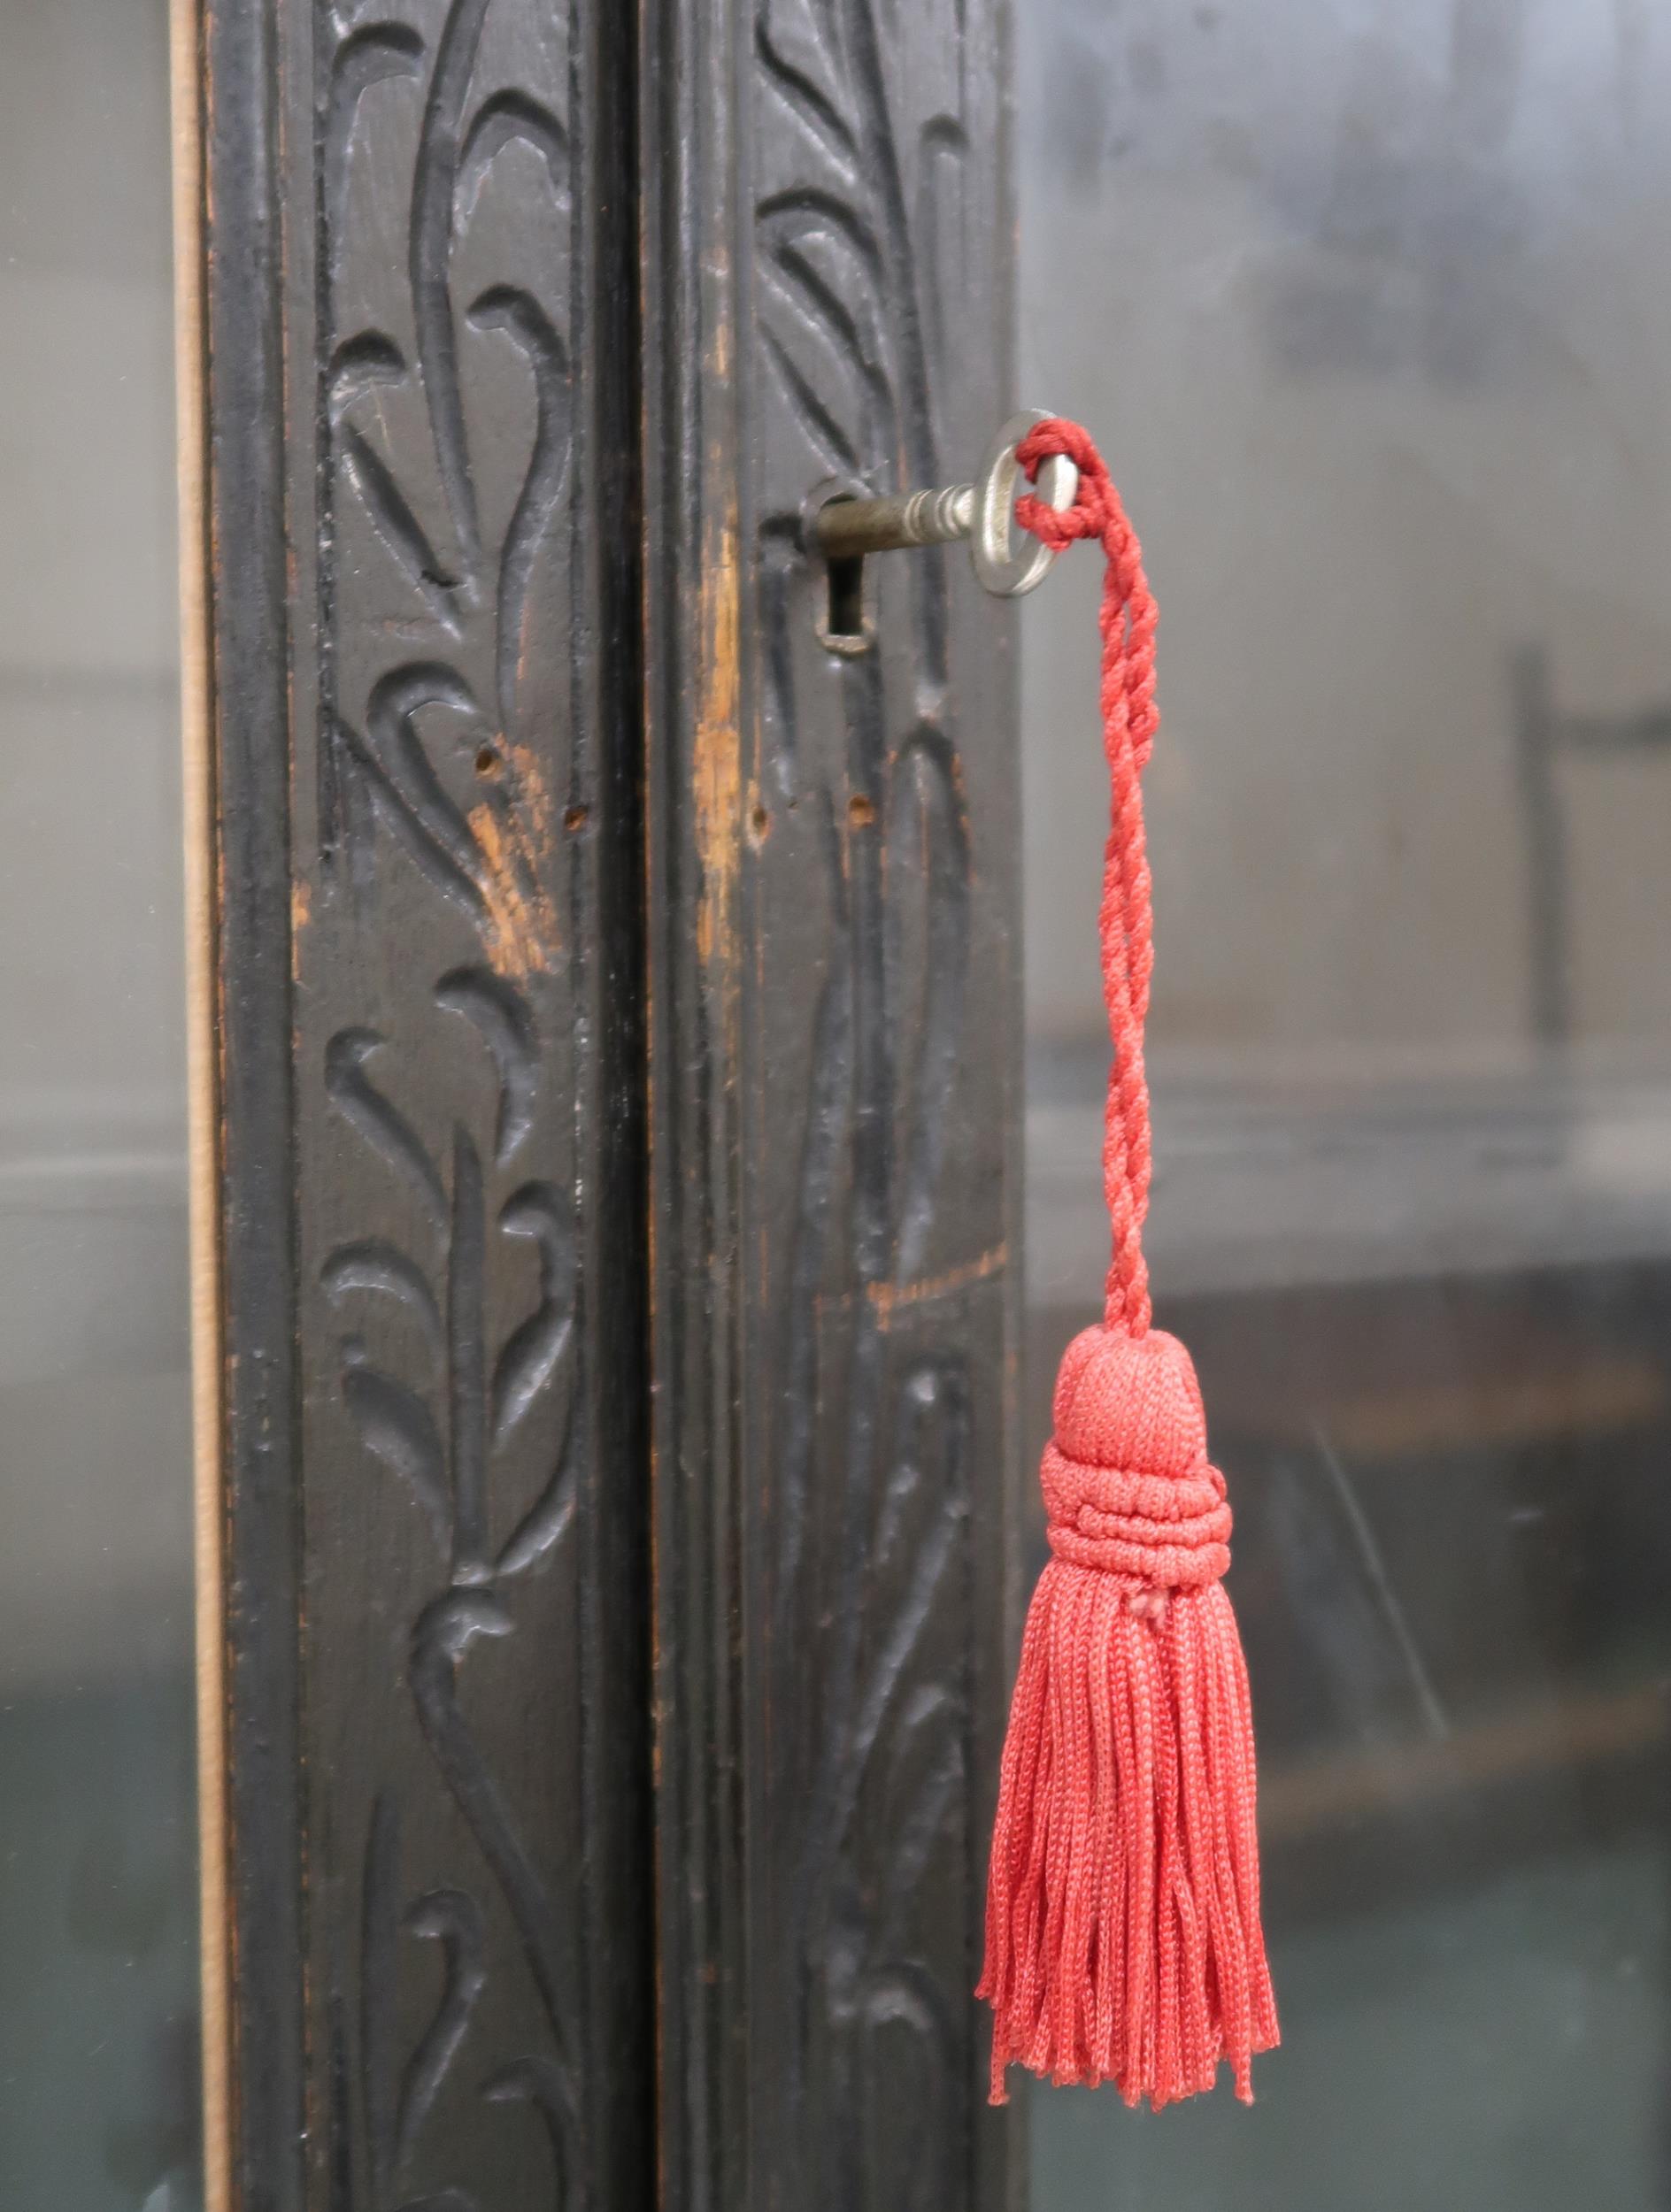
[643,1,1025,2207]
[195,0,651,2204]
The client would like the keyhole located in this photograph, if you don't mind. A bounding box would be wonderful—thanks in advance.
[806,484,874,655]
[825,552,866,643]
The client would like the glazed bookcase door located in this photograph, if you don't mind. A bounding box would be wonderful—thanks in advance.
[189,0,1019,2205]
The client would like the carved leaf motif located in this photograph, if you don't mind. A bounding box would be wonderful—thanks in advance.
[400,1888,489,2165]
[458,90,571,217]
[325,972,583,2185]
[327,1028,450,1232]
[326,1239,447,1356]
[883,731,970,1284]
[491,1182,574,1448]
[316,0,585,2195]
[466,287,573,748]
[753,2,982,2196]
[435,967,540,1164]
[342,1357,451,1552]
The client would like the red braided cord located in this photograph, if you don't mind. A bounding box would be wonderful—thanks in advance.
[1016,419,1158,1336]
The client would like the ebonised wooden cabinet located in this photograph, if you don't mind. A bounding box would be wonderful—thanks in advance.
[185,1,1021,2207]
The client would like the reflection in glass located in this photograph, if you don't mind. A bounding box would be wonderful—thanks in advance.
[1020,3,1671,2204]
[0,3,198,2206]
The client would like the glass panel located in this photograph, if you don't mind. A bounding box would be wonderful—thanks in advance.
[0,3,198,2206]
[1020,3,1671,2205]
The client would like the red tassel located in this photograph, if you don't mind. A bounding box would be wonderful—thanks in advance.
[979,1328,1277,2106]
[980,422,1277,2108]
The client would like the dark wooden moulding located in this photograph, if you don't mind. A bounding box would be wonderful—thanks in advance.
[196,0,650,2205]
[195,0,1019,2201]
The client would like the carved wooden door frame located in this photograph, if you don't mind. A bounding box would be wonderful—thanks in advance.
[181,0,1020,2205]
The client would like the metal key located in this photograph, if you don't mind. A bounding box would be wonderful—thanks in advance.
[812,408,1079,599]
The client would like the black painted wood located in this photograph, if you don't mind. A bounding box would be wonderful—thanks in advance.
[196,4,307,2205]
[203,0,1017,2200]
[200,0,651,2204]
[643,3,1024,2208]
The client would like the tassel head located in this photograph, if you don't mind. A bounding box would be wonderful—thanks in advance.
[1043,1325,1228,1594]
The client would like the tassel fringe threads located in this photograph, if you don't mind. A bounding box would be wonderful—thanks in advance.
[979,1562,1277,2108]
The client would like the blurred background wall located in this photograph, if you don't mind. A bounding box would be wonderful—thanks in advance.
[0,2,198,2204]
[1022,0,1671,1059]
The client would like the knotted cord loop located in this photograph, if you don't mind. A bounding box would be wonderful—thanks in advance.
[1016,419,1159,1335]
